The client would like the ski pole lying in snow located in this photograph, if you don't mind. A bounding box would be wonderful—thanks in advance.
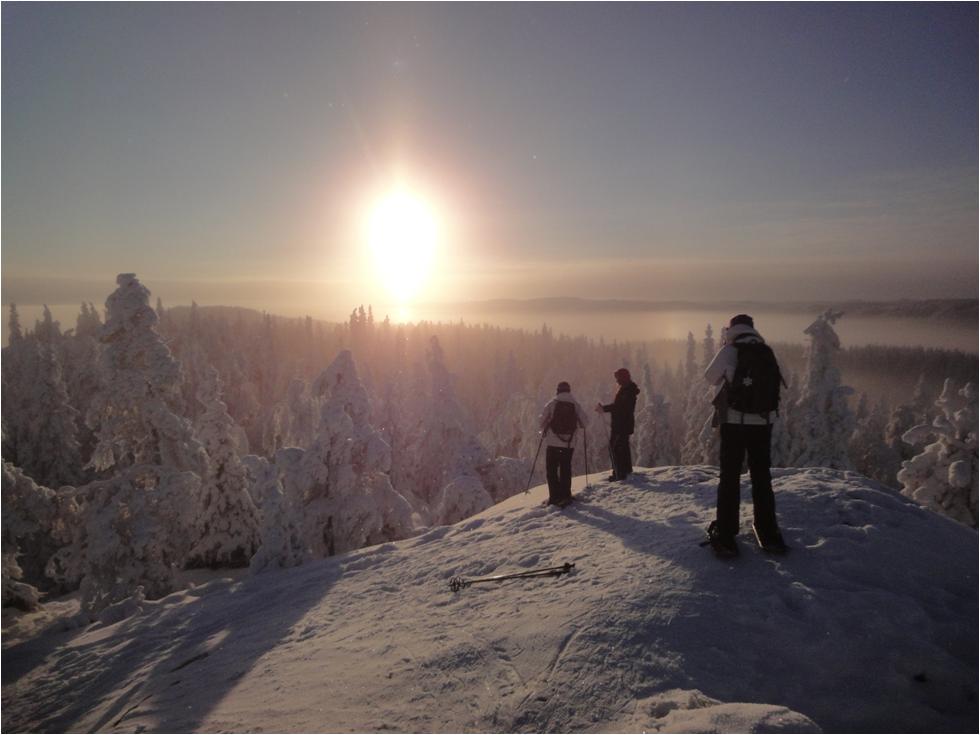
[449,562,575,593]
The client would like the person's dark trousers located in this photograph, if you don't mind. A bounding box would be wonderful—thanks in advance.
[717,423,778,539]
[545,446,574,503]
[609,432,633,479]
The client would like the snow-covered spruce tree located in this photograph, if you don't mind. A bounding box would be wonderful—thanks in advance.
[898,380,978,527]
[909,372,933,425]
[884,374,935,466]
[2,549,40,611]
[386,360,431,514]
[262,378,318,456]
[635,364,675,467]
[66,274,209,614]
[480,390,530,460]
[770,369,799,468]
[87,274,208,476]
[187,367,260,568]
[313,350,414,546]
[58,466,201,613]
[278,350,415,558]
[386,336,517,525]
[681,325,717,465]
[173,301,213,423]
[61,303,104,467]
[2,304,34,467]
[786,310,854,469]
[242,454,304,573]
[1,303,81,487]
[33,304,63,345]
[2,462,80,607]
[849,395,901,487]
[14,341,83,488]
[683,331,697,381]
[6,302,24,343]
[420,337,498,524]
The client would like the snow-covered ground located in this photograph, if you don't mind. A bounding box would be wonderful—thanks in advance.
[3,466,977,733]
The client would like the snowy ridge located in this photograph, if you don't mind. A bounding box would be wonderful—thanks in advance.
[3,466,977,733]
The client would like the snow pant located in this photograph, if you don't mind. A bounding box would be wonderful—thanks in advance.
[609,432,633,480]
[716,423,779,539]
[546,446,574,503]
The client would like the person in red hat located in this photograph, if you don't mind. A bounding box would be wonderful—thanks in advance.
[595,368,640,481]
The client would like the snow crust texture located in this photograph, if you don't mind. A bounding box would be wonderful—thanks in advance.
[3,467,975,734]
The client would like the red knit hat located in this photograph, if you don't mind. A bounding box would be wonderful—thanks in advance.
[614,368,631,382]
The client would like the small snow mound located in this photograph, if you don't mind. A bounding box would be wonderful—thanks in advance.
[617,689,821,733]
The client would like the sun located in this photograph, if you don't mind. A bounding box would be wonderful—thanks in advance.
[365,188,440,305]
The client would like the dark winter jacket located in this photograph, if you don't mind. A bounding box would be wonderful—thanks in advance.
[602,381,640,435]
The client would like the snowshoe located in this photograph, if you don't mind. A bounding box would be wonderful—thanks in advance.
[701,521,739,558]
[752,523,789,554]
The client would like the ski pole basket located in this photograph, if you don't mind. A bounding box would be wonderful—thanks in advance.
[448,562,576,593]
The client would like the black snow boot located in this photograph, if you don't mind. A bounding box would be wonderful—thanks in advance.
[706,521,739,558]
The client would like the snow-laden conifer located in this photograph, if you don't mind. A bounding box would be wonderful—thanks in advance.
[314,350,414,545]
[2,462,80,606]
[420,338,496,524]
[635,364,675,467]
[242,454,304,573]
[7,303,23,343]
[786,311,854,469]
[61,304,104,466]
[2,550,40,611]
[60,465,202,613]
[64,274,208,614]
[2,305,33,467]
[33,305,62,345]
[188,368,260,568]
[278,350,415,557]
[86,274,208,476]
[15,341,82,488]
[849,395,901,487]
[770,370,799,467]
[898,380,978,526]
[681,325,717,465]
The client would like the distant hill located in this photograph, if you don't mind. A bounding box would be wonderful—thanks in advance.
[441,297,978,323]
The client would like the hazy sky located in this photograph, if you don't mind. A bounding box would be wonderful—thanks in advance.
[3,3,977,318]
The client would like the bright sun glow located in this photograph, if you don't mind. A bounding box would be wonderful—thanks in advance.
[366,189,440,304]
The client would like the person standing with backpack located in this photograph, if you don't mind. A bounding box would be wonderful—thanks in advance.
[703,314,788,557]
[595,368,640,482]
[539,381,590,506]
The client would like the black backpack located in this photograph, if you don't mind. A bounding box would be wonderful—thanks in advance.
[728,341,784,418]
[549,401,579,444]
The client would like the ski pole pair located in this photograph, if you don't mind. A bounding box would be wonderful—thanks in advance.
[449,562,575,593]
[524,428,590,493]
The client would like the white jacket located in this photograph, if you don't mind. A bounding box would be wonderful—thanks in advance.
[704,324,778,426]
[539,392,590,448]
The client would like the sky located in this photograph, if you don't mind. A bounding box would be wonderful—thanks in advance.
[2,3,977,319]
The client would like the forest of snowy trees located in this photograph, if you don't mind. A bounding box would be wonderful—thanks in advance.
[2,274,978,617]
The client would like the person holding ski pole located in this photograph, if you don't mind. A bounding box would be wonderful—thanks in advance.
[595,368,640,482]
[538,381,589,507]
